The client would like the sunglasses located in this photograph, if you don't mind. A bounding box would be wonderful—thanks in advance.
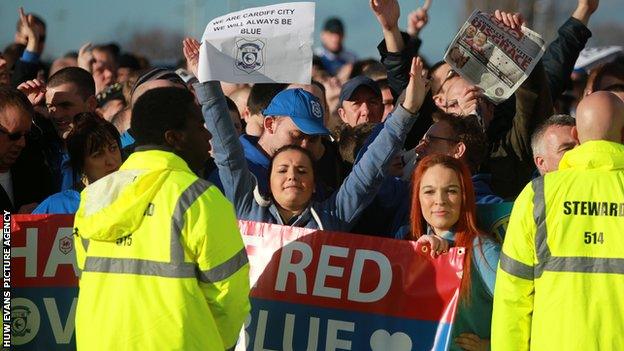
[420,134,459,145]
[0,129,29,141]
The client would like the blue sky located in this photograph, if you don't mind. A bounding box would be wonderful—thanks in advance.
[1,0,622,64]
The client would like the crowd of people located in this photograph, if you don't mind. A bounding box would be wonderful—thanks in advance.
[2,0,623,350]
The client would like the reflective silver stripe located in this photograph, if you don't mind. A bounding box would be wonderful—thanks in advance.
[198,248,249,283]
[170,179,211,263]
[529,177,624,277]
[499,251,534,280]
[84,256,197,278]
[543,257,624,274]
[531,177,551,278]
[81,238,89,251]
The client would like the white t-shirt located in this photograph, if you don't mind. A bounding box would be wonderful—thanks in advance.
[0,171,14,206]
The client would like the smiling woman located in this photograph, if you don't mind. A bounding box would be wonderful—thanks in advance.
[407,154,501,351]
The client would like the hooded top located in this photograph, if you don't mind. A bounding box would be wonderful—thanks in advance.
[73,148,250,350]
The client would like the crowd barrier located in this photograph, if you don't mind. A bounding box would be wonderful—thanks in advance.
[5,203,511,350]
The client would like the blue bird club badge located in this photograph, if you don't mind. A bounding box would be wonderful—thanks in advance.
[235,38,265,74]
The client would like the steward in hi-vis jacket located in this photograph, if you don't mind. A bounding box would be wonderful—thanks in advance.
[492,139,624,350]
[73,86,250,351]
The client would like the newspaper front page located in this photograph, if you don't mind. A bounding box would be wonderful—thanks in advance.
[444,10,546,104]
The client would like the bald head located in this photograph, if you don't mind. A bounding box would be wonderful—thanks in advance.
[575,91,624,144]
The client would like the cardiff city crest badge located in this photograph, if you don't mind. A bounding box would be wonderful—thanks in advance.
[59,235,73,255]
[235,38,265,74]
[11,298,41,345]
[310,100,323,119]
[12,306,31,337]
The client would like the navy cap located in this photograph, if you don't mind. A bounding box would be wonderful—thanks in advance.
[263,89,329,135]
[323,17,344,34]
[339,75,382,105]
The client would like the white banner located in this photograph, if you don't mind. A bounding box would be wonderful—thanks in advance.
[198,2,315,84]
[574,46,624,71]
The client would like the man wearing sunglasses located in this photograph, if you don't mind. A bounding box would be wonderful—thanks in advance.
[428,56,552,199]
[415,113,504,204]
[0,87,53,212]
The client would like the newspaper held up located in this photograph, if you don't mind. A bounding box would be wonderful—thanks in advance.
[198,2,315,84]
[444,10,546,104]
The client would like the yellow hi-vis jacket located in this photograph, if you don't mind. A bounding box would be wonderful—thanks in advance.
[73,149,250,351]
[492,141,624,350]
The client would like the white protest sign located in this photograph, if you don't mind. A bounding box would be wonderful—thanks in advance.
[574,46,624,71]
[198,2,315,84]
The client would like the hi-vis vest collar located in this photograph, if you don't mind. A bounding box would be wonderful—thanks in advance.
[75,149,248,283]
[559,140,624,171]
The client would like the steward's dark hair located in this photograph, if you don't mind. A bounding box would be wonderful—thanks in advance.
[131,87,195,146]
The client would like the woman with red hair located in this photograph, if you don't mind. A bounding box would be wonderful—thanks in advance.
[408,154,500,351]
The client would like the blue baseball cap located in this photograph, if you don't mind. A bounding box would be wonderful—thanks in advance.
[339,75,382,105]
[263,88,329,135]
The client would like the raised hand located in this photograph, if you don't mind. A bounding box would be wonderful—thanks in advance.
[78,42,95,73]
[407,0,430,38]
[573,0,599,25]
[402,57,430,114]
[370,0,400,31]
[455,333,489,351]
[17,79,46,106]
[493,10,524,30]
[18,7,43,54]
[455,86,483,115]
[182,37,201,78]
[578,0,599,14]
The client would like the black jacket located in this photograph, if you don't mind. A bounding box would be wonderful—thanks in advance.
[542,17,592,101]
[0,137,55,212]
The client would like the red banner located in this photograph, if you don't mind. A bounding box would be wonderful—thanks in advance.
[7,215,466,351]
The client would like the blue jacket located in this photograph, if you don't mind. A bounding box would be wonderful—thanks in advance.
[207,134,270,196]
[195,81,417,231]
[471,173,505,204]
[207,133,330,200]
[120,130,135,149]
[32,189,80,214]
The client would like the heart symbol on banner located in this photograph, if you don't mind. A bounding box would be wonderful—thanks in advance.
[370,329,413,351]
